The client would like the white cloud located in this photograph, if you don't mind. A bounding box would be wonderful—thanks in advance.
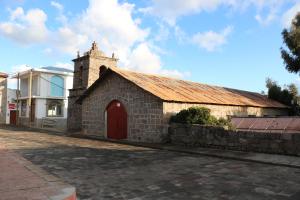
[174,25,188,44]
[282,2,300,28]
[54,62,73,70]
[7,78,17,89]
[0,7,48,44]
[77,0,149,53]
[10,7,24,20]
[52,27,88,54]
[51,1,63,11]
[192,26,233,52]
[126,43,186,78]
[255,10,277,26]
[153,23,170,42]
[11,64,31,73]
[241,0,283,10]
[251,0,286,26]
[51,1,67,24]
[127,43,161,73]
[37,0,150,61]
[159,69,191,78]
[142,0,291,26]
[7,64,31,89]
[141,0,235,26]
[0,0,188,78]
[70,0,188,77]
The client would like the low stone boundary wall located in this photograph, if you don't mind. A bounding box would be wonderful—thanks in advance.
[169,123,300,156]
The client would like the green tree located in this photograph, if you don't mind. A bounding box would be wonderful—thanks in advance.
[266,78,282,102]
[288,83,298,97]
[281,13,300,74]
[265,78,300,115]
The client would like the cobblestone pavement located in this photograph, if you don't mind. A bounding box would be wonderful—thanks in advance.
[1,127,300,200]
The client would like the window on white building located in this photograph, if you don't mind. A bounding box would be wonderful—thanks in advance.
[50,75,64,97]
[21,100,27,116]
[47,100,63,117]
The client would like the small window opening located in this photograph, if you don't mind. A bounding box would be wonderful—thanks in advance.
[99,65,108,77]
[79,66,83,86]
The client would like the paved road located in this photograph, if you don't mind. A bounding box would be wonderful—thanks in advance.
[0,127,300,200]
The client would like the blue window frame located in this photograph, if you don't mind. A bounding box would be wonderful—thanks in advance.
[50,75,64,97]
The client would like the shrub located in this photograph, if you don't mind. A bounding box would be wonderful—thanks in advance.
[170,107,232,128]
[170,107,210,124]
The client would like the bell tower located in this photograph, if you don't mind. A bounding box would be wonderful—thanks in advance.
[67,42,118,131]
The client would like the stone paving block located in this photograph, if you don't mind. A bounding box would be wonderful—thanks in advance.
[0,126,300,199]
[0,143,76,200]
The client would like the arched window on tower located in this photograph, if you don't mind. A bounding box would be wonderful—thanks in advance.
[99,65,108,77]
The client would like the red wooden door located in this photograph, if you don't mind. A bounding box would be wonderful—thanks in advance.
[106,100,127,139]
[10,110,17,125]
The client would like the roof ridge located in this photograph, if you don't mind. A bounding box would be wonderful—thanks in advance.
[110,67,263,96]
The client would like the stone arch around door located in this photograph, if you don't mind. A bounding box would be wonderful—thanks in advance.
[105,100,128,140]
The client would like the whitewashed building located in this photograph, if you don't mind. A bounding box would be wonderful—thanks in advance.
[0,72,18,125]
[5,88,17,124]
[12,67,73,131]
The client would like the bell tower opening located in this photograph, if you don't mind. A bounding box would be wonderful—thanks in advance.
[79,66,83,87]
[99,65,108,77]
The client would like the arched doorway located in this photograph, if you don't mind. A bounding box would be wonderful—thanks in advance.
[106,100,127,139]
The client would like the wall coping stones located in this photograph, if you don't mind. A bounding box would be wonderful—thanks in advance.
[169,123,300,156]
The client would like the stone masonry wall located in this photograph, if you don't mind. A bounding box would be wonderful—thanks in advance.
[87,56,117,87]
[67,96,82,131]
[19,117,67,131]
[169,123,300,156]
[163,102,288,123]
[81,73,166,143]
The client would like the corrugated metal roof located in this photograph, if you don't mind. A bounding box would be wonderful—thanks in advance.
[78,67,287,108]
[111,67,287,108]
[11,67,73,78]
[231,117,300,133]
[0,72,8,78]
[41,66,73,73]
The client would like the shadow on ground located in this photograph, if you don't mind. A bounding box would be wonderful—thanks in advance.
[1,126,300,199]
[17,145,300,200]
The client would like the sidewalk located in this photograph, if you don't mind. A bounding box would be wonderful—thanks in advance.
[161,145,300,169]
[0,145,76,200]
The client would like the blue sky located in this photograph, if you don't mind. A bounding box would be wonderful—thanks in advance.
[0,0,300,93]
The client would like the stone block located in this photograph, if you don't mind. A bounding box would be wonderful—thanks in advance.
[169,123,300,155]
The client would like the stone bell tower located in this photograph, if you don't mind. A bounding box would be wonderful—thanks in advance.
[67,42,118,131]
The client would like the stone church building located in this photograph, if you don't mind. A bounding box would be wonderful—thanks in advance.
[68,42,288,142]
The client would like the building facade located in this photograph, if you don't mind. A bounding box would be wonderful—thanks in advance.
[12,67,73,131]
[68,43,288,143]
[0,73,17,125]
[0,72,8,124]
